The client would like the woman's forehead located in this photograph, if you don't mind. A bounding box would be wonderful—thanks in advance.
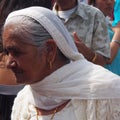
[3,23,31,45]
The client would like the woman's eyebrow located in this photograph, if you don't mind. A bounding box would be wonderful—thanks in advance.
[4,46,20,52]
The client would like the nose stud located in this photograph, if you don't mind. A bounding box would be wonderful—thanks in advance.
[10,61,16,66]
[6,59,17,68]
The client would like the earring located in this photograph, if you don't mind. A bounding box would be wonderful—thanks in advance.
[49,61,52,69]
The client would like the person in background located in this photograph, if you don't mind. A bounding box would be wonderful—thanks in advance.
[2,6,120,120]
[53,0,110,66]
[112,0,120,27]
[0,0,52,119]
[88,0,120,76]
[112,0,120,62]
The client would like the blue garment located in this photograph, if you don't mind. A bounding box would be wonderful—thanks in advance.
[105,23,120,76]
[112,0,120,26]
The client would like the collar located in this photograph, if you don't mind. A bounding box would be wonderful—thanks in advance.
[75,0,88,20]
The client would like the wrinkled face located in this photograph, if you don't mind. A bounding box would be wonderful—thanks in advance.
[95,0,114,17]
[2,24,49,84]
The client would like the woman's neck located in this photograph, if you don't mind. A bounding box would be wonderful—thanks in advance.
[36,100,70,116]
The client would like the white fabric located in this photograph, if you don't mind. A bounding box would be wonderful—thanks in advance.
[12,99,120,120]
[12,60,120,119]
[4,7,120,119]
[14,60,120,108]
[57,6,77,20]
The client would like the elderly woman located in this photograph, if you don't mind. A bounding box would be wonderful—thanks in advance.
[2,7,120,120]
[0,1,52,119]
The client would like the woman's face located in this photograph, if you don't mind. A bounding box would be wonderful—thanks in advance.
[95,0,114,17]
[2,24,49,84]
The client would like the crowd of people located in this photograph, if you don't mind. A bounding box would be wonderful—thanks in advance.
[0,0,120,120]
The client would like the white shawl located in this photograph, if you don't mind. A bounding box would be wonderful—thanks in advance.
[16,59,120,109]
[12,59,120,119]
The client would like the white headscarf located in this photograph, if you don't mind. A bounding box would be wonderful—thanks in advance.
[5,6,83,61]
[4,7,120,119]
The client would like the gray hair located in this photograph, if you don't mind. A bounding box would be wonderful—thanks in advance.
[4,16,52,47]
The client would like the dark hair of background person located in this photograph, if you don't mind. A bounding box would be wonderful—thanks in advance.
[0,0,52,24]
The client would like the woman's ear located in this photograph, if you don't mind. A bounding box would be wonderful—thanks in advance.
[46,39,57,65]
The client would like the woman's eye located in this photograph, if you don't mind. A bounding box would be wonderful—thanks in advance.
[3,49,22,57]
[3,49,9,55]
